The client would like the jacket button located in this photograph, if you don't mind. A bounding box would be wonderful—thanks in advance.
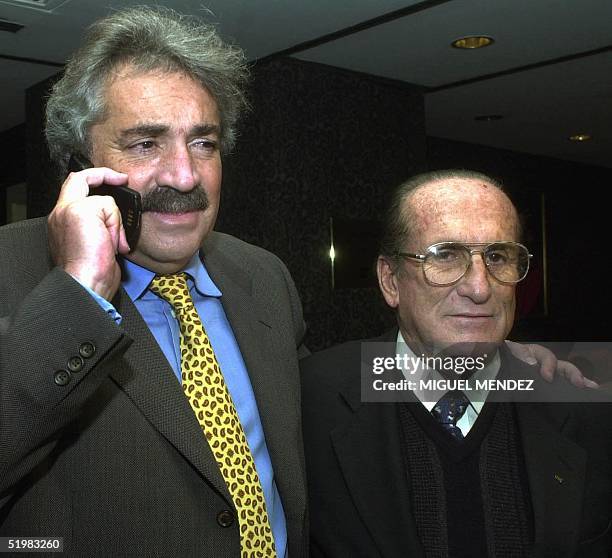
[54,370,71,386]
[216,510,234,528]
[67,356,84,373]
[79,342,96,359]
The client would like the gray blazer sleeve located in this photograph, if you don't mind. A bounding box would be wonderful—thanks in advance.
[0,219,131,497]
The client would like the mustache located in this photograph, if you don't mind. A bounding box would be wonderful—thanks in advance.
[140,186,209,213]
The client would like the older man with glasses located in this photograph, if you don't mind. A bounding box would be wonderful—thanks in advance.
[301,169,612,558]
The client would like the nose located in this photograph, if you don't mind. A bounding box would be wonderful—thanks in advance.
[455,253,492,303]
[156,143,199,191]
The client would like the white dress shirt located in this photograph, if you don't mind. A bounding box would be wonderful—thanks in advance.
[396,332,501,437]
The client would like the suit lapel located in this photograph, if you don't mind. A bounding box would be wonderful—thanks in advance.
[516,403,586,558]
[200,237,306,528]
[332,333,424,558]
[497,350,587,557]
[108,285,232,502]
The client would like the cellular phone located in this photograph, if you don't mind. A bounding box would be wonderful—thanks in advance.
[68,153,142,248]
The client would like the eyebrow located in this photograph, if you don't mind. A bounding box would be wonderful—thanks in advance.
[118,123,221,141]
[191,123,221,137]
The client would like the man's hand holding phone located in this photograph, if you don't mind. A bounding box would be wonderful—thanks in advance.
[48,165,131,301]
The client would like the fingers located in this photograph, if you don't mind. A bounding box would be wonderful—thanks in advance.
[90,194,133,255]
[97,195,123,250]
[93,191,132,255]
[116,216,131,255]
[583,378,599,389]
[49,171,129,300]
[505,340,538,365]
[57,166,132,254]
[557,360,599,389]
[559,360,585,388]
[506,341,556,382]
[57,167,128,205]
[504,339,603,391]
[507,341,598,389]
[527,343,557,383]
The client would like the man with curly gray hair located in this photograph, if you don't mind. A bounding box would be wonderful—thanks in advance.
[0,7,307,557]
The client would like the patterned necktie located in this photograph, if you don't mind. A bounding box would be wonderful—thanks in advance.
[150,273,277,558]
[431,390,471,441]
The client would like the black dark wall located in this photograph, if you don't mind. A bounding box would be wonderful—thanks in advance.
[220,58,427,349]
[0,124,26,188]
[0,124,26,225]
[25,74,60,219]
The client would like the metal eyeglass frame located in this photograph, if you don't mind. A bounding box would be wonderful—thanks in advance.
[395,241,533,286]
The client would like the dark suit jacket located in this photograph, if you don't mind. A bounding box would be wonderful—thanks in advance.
[0,217,308,557]
[301,331,612,558]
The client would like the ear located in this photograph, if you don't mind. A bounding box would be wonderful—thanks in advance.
[377,255,400,309]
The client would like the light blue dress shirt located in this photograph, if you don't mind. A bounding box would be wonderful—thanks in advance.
[77,255,287,556]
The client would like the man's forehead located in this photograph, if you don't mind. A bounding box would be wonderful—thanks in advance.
[405,179,512,216]
[403,178,519,243]
[104,64,213,105]
[99,66,220,129]
[107,63,189,86]
[411,177,501,204]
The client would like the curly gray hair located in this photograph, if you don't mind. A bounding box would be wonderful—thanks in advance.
[45,6,249,176]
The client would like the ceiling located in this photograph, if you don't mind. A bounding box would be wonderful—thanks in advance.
[1,0,611,168]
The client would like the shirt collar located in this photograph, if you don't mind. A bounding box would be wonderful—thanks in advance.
[396,330,500,411]
[121,252,222,302]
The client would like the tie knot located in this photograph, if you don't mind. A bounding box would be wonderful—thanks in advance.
[431,390,470,441]
[432,390,470,424]
[149,273,192,309]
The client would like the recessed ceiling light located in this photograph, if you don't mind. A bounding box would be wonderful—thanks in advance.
[452,36,494,49]
[474,114,504,121]
[568,134,592,142]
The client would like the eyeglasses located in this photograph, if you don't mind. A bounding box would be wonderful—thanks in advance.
[395,241,532,286]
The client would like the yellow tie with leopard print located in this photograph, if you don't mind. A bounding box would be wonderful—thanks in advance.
[150,273,277,558]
